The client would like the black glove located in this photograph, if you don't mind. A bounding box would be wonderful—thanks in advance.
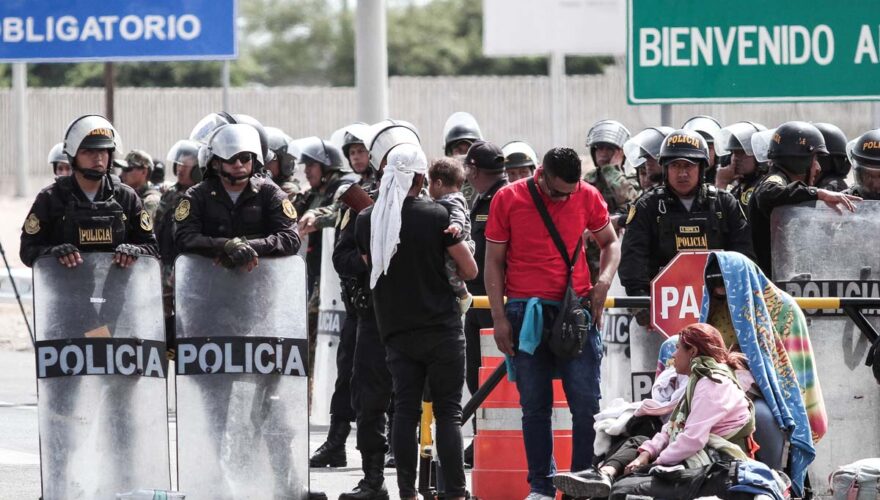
[634,308,651,327]
[223,237,258,265]
[50,243,79,258]
[114,244,142,257]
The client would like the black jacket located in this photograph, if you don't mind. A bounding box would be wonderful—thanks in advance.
[174,176,300,258]
[467,178,509,296]
[747,167,818,278]
[620,184,755,296]
[20,175,158,267]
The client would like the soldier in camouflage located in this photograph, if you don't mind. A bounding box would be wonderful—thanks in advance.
[119,149,162,220]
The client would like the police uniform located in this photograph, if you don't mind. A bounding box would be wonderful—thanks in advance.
[748,167,819,278]
[620,185,754,297]
[463,177,507,396]
[20,175,158,267]
[174,176,300,258]
[730,175,763,216]
[332,185,393,477]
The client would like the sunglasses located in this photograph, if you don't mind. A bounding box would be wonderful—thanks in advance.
[222,153,253,165]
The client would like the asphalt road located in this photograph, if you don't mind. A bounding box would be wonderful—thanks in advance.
[0,350,474,500]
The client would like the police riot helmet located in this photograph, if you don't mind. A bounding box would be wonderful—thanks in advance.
[813,122,851,178]
[767,121,828,175]
[189,112,234,145]
[47,142,68,174]
[151,161,166,185]
[623,126,675,171]
[292,137,346,173]
[230,114,273,169]
[203,124,264,184]
[850,129,880,198]
[502,140,539,171]
[340,123,371,158]
[63,114,122,180]
[265,126,296,178]
[368,119,421,171]
[659,129,709,169]
[682,115,723,147]
[586,119,630,165]
[718,121,766,157]
[750,128,776,164]
[166,139,201,177]
[442,112,482,156]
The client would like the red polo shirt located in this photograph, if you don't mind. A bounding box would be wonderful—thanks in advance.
[485,173,609,301]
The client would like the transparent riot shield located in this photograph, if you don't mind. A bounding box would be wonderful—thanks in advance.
[311,228,345,426]
[33,253,170,500]
[174,255,308,500]
[771,201,880,493]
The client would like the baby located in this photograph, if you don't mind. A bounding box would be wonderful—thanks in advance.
[428,157,475,314]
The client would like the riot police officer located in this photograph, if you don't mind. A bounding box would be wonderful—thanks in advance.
[443,111,483,204]
[461,139,508,467]
[748,121,860,278]
[174,123,325,499]
[682,115,724,184]
[443,111,483,157]
[622,126,673,194]
[153,139,200,339]
[48,142,71,178]
[21,114,158,268]
[620,129,755,297]
[814,122,851,191]
[716,121,767,212]
[334,120,419,500]
[174,123,300,265]
[310,122,374,469]
[264,126,302,200]
[119,149,162,220]
[501,140,538,182]
[583,119,639,223]
[847,129,880,200]
[293,138,356,289]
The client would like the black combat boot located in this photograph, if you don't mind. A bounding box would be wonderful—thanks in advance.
[310,418,351,468]
[338,452,389,500]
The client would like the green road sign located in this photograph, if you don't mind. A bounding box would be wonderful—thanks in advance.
[627,0,880,104]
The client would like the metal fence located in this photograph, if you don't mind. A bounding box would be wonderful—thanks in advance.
[1,65,877,196]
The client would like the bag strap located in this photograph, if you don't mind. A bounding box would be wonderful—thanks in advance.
[526,177,581,273]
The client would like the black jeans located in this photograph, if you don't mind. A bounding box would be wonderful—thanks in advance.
[387,335,466,498]
[351,310,393,454]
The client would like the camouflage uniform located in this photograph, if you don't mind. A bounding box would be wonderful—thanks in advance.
[583,162,639,283]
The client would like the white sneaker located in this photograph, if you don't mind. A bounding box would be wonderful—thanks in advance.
[524,493,554,500]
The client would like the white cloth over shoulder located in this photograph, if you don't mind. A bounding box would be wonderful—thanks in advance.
[369,143,428,289]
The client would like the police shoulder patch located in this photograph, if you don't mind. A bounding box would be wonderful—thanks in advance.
[765,175,785,186]
[625,204,637,225]
[174,199,191,222]
[24,213,40,235]
[741,187,754,206]
[282,198,297,220]
[140,211,153,232]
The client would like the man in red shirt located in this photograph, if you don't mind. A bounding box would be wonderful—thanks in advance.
[484,147,621,500]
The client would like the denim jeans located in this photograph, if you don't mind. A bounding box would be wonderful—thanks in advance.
[507,301,603,496]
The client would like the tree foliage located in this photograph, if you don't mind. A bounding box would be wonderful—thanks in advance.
[4,0,610,88]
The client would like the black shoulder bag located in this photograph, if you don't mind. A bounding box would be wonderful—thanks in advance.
[526,177,590,359]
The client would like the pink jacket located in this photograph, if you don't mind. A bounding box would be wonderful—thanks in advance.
[638,375,751,465]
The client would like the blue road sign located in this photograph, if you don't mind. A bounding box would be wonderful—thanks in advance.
[0,0,236,62]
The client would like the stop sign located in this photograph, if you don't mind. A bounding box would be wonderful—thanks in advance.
[650,251,710,337]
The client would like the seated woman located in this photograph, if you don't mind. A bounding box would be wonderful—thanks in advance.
[554,323,755,500]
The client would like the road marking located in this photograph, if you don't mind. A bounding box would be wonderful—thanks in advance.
[0,448,39,465]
